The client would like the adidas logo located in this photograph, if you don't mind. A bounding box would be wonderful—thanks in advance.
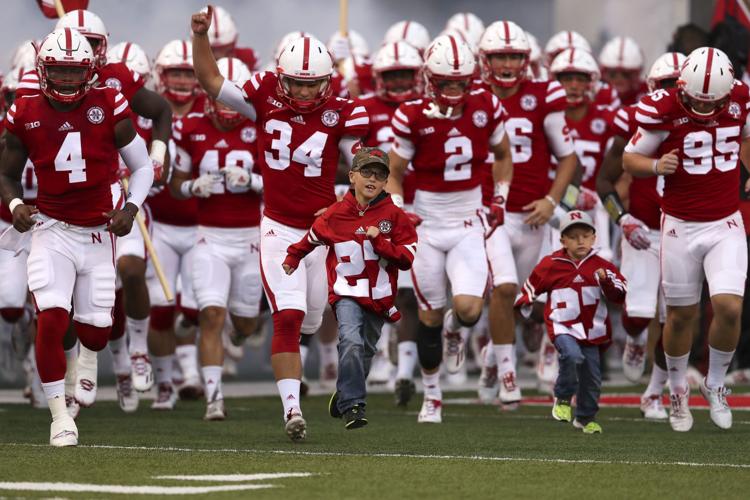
[58,121,74,132]
[667,228,677,238]
[355,226,366,235]
[448,127,461,137]
[291,115,306,124]
[265,229,276,237]
[214,139,229,148]
[573,275,585,284]
[286,394,296,401]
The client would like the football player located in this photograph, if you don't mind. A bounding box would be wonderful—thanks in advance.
[598,36,648,107]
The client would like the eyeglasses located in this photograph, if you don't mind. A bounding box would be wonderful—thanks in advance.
[355,166,388,181]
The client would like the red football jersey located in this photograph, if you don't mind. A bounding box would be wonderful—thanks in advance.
[4,88,130,226]
[613,80,649,107]
[480,80,572,211]
[567,105,616,191]
[0,161,37,223]
[516,249,626,346]
[241,71,369,228]
[173,112,261,228]
[611,104,662,230]
[629,84,750,222]
[16,62,145,102]
[285,191,417,320]
[391,89,506,193]
[356,93,416,204]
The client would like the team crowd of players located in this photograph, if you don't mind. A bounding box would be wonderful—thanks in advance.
[0,5,747,445]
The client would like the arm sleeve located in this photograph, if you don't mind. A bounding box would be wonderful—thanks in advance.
[217,79,257,121]
[543,111,575,158]
[118,134,155,209]
[623,127,669,156]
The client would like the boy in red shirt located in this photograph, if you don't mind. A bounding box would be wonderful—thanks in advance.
[515,211,626,433]
[283,147,418,429]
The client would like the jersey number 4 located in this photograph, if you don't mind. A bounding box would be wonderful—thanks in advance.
[55,132,86,183]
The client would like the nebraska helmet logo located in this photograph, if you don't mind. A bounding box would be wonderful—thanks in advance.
[321,110,340,127]
[240,126,256,143]
[472,110,488,128]
[378,219,393,234]
[105,77,122,91]
[520,94,537,111]
[87,106,105,124]
[728,101,741,119]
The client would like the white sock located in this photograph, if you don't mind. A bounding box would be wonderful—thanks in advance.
[108,336,130,376]
[421,370,442,400]
[707,346,735,389]
[202,365,223,401]
[64,344,78,396]
[397,341,417,380]
[484,344,497,366]
[300,345,309,373]
[153,355,174,385]
[126,316,150,354]
[446,309,460,332]
[42,380,65,420]
[176,344,199,380]
[645,364,668,396]
[493,344,515,375]
[277,378,301,417]
[78,345,98,368]
[665,352,690,395]
[630,330,648,345]
[376,324,391,353]
[318,340,338,369]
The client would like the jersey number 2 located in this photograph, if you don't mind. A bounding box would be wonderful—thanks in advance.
[55,132,86,183]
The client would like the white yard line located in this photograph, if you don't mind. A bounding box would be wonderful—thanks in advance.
[3,442,749,469]
[0,482,274,495]
[154,473,314,482]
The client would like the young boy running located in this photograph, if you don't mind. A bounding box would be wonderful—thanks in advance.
[515,211,626,433]
[283,147,418,429]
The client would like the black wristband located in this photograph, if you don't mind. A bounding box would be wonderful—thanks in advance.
[602,192,626,223]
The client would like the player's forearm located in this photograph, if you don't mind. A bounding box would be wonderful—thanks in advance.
[622,152,656,178]
[131,87,172,145]
[0,173,23,206]
[548,153,577,203]
[192,32,224,98]
[385,151,408,199]
[596,138,625,199]
[491,138,513,185]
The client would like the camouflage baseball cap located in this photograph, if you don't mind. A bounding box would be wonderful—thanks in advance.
[352,146,390,173]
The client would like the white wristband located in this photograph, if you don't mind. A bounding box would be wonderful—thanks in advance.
[493,181,510,205]
[180,180,193,198]
[8,198,23,214]
[652,159,659,175]
[544,194,557,207]
[150,140,167,164]
[391,193,404,208]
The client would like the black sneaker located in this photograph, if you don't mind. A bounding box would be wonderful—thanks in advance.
[329,391,342,419]
[394,379,416,407]
[344,405,368,429]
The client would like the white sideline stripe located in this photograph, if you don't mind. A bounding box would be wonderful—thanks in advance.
[154,473,314,482]
[0,482,273,495]
[3,443,749,469]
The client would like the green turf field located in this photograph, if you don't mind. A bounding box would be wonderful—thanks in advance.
[1,390,749,499]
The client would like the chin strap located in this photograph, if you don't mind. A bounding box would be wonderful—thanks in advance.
[423,101,453,119]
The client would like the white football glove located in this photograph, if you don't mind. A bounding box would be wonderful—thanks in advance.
[191,173,218,198]
[619,213,651,250]
[223,166,251,189]
[547,205,569,229]
[328,32,351,62]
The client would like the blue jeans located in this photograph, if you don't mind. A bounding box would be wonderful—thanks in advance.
[334,298,385,413]
[553,334,602,423]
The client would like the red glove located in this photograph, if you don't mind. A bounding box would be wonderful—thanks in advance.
[575,187,598,211]
[152,159,164,182]
[619,214,651,250]
[486,196,505,237]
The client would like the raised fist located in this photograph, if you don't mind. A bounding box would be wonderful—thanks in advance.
[191,5,213,36]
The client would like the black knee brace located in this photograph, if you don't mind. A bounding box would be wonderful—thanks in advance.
[299,332,314,347]
[417,322,443,370]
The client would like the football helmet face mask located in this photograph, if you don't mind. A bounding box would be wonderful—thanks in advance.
[107,42,151,83]
[276,36,334,113]
[209,57,252,128]
[383,20,431,54]
[55,9,108,68]
[423,34,476,109]
[479,20,530,88]
[678,47,734,122]
[647,52,687,92]
[550,48,600,105]
[36,28,96,103]
[544,30,591,67]
[154,40,198,105]
[372,42,423,103]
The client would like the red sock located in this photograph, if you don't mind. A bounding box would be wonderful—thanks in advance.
[271,309,305,354]
[35,308,71,383]
[74,321,111,352]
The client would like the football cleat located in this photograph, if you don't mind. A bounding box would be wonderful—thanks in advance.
[151,383,178,411]
[573,419,602,434]
[724,368,750,386]
[622,336,646,383]
[203,398,227,421]
[417,397,442,424]
[130,352,154,392]
[65,395,80,419]
[640,393,668,420]
[394,378,416,407]
[50,416,78,447]
[285,407,307,442]
[477,346,499,404]
[499,371,522,408]
[442,310,465,375]
[74,361,98,408]
[552,398,572,422]
[699,378,732,430]
[177,376,204,401]
[668,387,693,432]
[116,374,139,413]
